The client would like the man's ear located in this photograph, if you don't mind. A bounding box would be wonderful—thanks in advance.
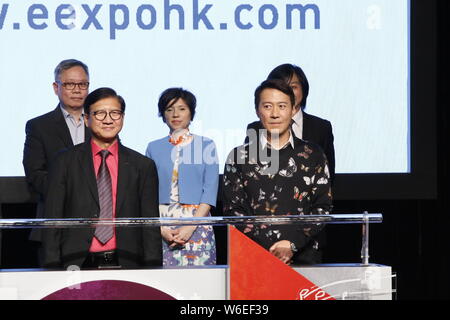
[83,114,89,127]
[52,82,59,96]
[291,105,297,118]
[255,107,261,120]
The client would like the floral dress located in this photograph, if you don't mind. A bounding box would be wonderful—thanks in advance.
[159,132,216,267]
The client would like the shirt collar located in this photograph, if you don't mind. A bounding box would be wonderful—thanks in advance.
[91,139,119,158]
[60,104,84,119]
[60,104,70,118]
[260,130,295,150]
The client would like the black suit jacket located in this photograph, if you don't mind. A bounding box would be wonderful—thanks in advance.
[42,140,162,269]
[246,111,335,184]
[23,106,91,241]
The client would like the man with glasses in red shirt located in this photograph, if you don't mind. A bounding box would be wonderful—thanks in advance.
[42,87,162,269]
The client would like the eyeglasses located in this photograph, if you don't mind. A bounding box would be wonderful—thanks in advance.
[58,82,89,90]
[90,110,124,121]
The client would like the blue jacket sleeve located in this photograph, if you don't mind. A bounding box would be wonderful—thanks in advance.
[200,140,219,207]
[145,142,153,159]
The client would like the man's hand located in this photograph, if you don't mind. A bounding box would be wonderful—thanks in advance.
[269,240,294,264]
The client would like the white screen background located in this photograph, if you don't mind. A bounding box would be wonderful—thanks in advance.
[0,0,409,176]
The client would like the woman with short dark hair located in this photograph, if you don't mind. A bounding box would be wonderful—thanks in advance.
[146,87,219,267]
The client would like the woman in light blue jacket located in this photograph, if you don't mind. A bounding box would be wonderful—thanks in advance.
[146,88,219,267]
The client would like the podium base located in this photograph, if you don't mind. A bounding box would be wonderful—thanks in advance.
[293,264,393,300]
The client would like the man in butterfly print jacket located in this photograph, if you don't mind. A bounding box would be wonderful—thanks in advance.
[223,79,332,265]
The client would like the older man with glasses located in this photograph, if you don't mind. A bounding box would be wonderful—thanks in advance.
[22,59,91,266]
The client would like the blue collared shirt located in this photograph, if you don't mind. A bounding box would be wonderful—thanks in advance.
[60,105,85,145]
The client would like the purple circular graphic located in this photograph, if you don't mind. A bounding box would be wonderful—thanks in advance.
[42,280,176,300]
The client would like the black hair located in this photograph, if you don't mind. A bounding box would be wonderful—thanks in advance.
[267,63,309,110]
[254,79,295,109]
[83,87,125,115]
[158,88,196,122]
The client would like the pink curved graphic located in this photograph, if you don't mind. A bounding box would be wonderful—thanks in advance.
[42,280,176,300]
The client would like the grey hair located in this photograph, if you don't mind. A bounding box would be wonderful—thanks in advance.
[54,59,89,82]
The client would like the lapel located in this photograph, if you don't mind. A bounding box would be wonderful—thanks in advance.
[302,111,312,141]
[52,106,73,148]
[77,141,99,206]
[116,143,131,217]
[53,105,92,146]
